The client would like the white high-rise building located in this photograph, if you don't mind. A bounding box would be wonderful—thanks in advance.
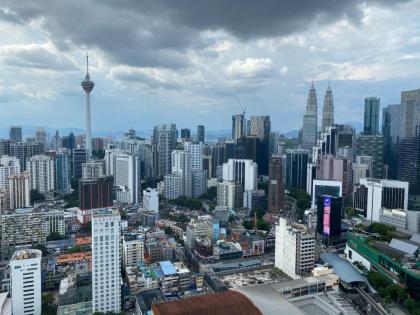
[184,141,203,171]
[232,114,246,143]
[9,172,31,210]
[27,155,55,197]
[275,218,315,279]
[171,150,192,197]
[81,55,95,160]
[82,160,104,179]
[105,149,141,204]
[92,208,121,313]
[10,249,42,315]
[222,159,257,208]
[143,187,159,213]
[217,181,243,209]
[0,155,20,210]
[164,174,182,200]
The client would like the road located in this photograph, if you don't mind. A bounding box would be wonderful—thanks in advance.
[355,286,388,315]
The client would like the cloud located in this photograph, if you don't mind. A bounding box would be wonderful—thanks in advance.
[0,43,76,71]
[226,58,275,78]
[0,0,410,70]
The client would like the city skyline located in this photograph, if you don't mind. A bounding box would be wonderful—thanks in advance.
[0,1,420,132]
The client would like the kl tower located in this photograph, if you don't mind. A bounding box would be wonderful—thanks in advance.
[81,54,94,160]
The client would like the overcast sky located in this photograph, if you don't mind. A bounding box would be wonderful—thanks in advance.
[0,0,420,134]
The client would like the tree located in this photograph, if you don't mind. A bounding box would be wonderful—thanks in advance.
[46,232,68,241]
[41,293,57,315]
[33,244,47,256]
[164,226,173,236]
[31,189,45,203]
[243,220,253,230]
[346,207,357,218]
[254,207,266,220]
[257,219,269,231]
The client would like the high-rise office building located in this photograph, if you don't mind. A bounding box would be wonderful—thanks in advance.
[81,55,95,159]
[353,155,372,186]
[301,82,318,150]
[9,126,22,142]
[10,249,42,315]
[82,160,104,179]
[92,208,121,313]
[55,151,71,194]
[79,176,114,210]
[184,142,203,171]
[105,150,141,204]
[180,128,191,140]
[35,127,47,153]
[249,116,270,175]
[0,189,6,214]
[275,218,315,279]
[196,125,205,143]
[355,134,384,179]
[232,114,246,142]
[382,104,400,179]
[62,132,76,154]
[316,155,353,206]
[397,89,420,210]
[27,155,55,197]
[10,142,39,170]
[364,97,380,135]
[72,148,87,180]
[285,149,308,190]
[153,124,177,177]
[8,172,31,210]
[321,83,334,131]
[354,178,409,222]
[268,156,284,213]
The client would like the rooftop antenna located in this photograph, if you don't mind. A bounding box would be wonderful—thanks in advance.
[235,96,247,117]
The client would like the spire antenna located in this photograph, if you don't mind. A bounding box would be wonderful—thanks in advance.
[86,53,89,74]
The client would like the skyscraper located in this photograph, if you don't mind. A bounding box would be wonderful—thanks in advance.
[8,172,31,210]
[55,151,71,194]
[364,97,380,135]
[180,128,191,140]
[232,114,246,142]
[79,176,114,211]
[268,156,284,213]
[72,148,87,180]
[81,55,95,160]
[10,249,42,315]
[197,125,205,143]
[153,124,177,177]
[321,82,334,131]
[285,149,308,190]
[35,127,47,153]
[10,142,39,170]
[301,82,318,150]
[355,135,384,179]
[9,126,22,142]
[27,155,55,197]
[92,208,121,313]
[249,115,271,175]
[382,104,400,179]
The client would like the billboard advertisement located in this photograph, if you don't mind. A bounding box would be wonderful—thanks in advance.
[323,197,331,235]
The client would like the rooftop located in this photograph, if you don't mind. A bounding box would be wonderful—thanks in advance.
[159,261,177,276]
[11,249,42,261]
[320,253,367,285]
[152,290,262,315]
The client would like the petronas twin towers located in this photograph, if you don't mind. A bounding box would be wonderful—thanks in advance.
[301,81,334,150]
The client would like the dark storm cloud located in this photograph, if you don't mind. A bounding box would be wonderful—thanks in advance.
[0,0,409,69]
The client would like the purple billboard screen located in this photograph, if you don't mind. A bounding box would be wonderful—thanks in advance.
[323,197,331,235]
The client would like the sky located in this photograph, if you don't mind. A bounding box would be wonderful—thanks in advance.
[0,0,420,135]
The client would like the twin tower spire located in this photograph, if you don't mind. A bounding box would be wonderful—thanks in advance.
[305,80,334,132]
[301,80,334,150]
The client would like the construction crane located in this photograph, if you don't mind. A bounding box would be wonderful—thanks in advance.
[235,96,247,117]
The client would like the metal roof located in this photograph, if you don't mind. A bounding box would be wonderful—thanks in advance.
[159,261,177,276]
[321,253,367,284]
[389,239,418,255]
[410,234,420,245]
